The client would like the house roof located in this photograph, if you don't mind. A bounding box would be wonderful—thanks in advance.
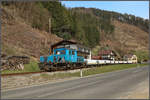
[51,40,77,48]
[99,50,114,55]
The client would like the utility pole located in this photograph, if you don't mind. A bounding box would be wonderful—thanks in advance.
[80,68,83,78]
[49,17,51,34]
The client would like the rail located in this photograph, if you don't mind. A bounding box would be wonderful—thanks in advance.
[1,71,45,77]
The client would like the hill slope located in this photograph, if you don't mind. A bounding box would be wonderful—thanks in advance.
[1,2,149,61]
[1,6,62,60]
[99,20,148,56]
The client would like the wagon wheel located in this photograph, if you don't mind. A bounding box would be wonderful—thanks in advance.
[44,65,50,71]
[66,64,70,70]
[72,64,76,69]
[82,63,86,68]
[48,67,52,72]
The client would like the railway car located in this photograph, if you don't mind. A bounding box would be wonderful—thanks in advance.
[39,48,85,71]
[118,61,123,64]
[110,60,115,64]
[127,61,132,64]
[105,60,111,64]
[115,61,119,64]
[124,61,128,64]
[85,59,106,65]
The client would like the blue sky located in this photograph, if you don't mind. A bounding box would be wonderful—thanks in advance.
[61,1,149,19]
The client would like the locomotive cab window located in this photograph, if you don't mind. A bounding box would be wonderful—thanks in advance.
[69,50,72,55]
[56,51,60,55]
[72,51,75,55]
[55,50,65,55]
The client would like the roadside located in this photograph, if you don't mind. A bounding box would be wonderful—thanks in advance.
[1,64,147,90]
[2,61,40,74]
[119,78,149,99]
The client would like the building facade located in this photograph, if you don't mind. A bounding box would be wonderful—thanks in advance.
[50,40,91,59]
[123,54,137,63]
[98,50,116,60]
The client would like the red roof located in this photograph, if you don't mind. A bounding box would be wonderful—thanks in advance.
[92,56,101,60]
[98,50,113,55]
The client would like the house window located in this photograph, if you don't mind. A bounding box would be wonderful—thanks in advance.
[132,58,136,60]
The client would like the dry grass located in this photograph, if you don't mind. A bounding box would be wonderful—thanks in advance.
[100,20,148,56]
[1,6,62,58]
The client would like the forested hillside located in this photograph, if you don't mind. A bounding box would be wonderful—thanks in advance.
[1,1,149,61]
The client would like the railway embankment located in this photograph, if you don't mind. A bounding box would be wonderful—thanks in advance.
[1,64,147,90]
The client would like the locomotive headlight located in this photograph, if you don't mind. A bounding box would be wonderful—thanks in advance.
[49,60,51,64]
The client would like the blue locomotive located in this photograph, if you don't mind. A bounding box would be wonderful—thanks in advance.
[39,47,85,71]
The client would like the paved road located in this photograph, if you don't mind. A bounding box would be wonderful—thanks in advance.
[2,66,149,99]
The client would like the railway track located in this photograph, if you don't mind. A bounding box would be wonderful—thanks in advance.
[1,71,45,77]
[1,65,92,77]
[1,64,106,77]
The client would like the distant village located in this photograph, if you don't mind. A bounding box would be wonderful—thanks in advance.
[51,40,138,64]
[92,50,137,64]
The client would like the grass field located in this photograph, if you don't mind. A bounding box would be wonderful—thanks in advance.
[1,63,147,76]
[82,63,147,76]
[38,63,147,80]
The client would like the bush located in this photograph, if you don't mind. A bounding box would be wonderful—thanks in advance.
[134,50,149,62]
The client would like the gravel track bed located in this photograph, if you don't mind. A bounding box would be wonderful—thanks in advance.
[1,68,89,90]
